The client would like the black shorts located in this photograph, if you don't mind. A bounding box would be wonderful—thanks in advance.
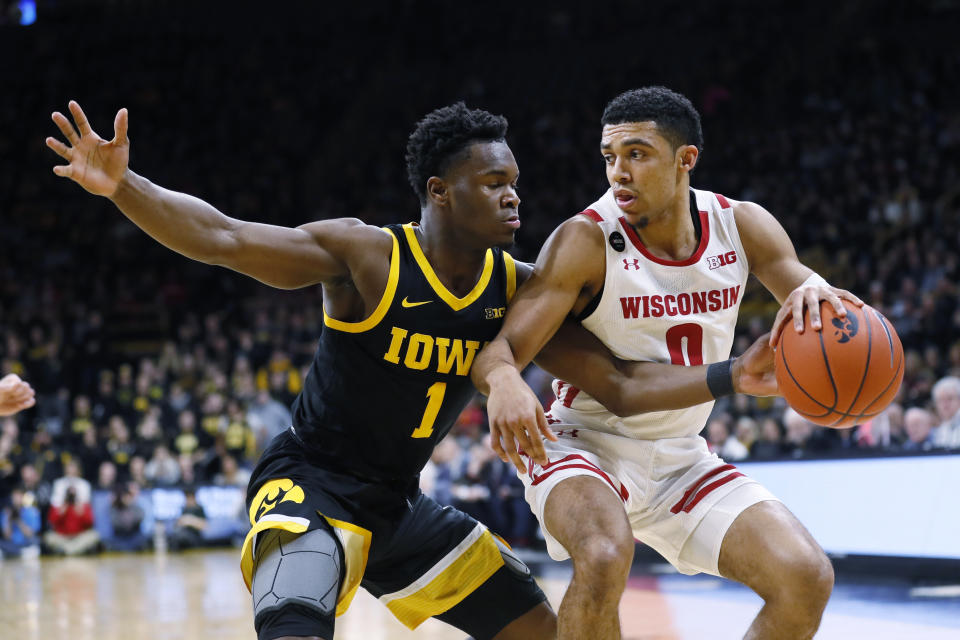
[242,429,546,640]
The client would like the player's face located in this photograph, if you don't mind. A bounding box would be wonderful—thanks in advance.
[444,141,521,248]
[601,121,694,223]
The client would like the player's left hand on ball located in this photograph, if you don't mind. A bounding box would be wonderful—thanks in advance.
[769,284,864,347]
[0,374,36,416]
[734,333,778,396]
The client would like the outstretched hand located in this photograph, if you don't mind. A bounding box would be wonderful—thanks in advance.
[485,366,557,474]
[46,100,130,197]
[0,374,35,416]
[733,332,778,396]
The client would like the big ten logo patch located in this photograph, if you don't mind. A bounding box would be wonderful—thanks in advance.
[250,478,305,524]
[707,251,737,270]
[485,306,505,319]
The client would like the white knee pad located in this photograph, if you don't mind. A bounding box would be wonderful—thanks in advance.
[252,528,342,621]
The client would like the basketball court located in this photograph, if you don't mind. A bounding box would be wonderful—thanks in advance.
[3,549,957,639]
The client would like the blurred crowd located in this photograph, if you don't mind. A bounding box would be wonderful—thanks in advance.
[1,1,959,556]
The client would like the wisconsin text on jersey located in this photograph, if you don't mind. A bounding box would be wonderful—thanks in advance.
[619,285,742,319]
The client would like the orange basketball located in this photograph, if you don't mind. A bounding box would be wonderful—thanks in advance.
[774,301,904,428]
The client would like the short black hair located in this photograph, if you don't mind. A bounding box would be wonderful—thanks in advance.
[405,102,508,205]
[601,87,703,152]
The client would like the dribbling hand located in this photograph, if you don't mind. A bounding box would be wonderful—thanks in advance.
[46,100,130,198]
[769,283,863,347]
[733,332,778,396]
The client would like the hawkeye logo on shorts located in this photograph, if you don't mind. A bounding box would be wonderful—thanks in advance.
[250,478,305,524]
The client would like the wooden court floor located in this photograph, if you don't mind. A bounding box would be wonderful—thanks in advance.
[2,549,958,639]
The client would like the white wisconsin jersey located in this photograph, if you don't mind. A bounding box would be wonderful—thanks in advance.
[548,188,749,439]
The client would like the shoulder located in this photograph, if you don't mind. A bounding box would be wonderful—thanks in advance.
[548,213,607,249]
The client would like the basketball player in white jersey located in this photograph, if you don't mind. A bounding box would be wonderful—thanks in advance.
[472,87,863,640]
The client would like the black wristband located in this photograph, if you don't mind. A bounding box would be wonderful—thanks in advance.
[706,358,736,398]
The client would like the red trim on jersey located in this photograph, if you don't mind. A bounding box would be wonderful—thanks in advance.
[562,386,581,407]
[581,209,604,223]
[531,453,629,501]
[670,464,736,514]
[681,472,744,513]
[618,211,710,267]
[715,193,731,209]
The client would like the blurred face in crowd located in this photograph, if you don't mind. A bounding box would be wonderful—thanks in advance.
[933,385,960,423]
[601,121,698,226]
[435,141,521,250]
[904,408,934,443]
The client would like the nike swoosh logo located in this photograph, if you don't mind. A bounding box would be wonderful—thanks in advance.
[401,297,432,308]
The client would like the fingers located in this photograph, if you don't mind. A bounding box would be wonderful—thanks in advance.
[835,287,864,307]
[536,405,558,442]
[52,111,80,145]
[769,302,792,346]
[53,164,73,178]
[489,424,509,464]
[501,432,528,475]
[804,288,822,331]
[114,107,128,144]
[68,100,94,137]
[46,136,72,160]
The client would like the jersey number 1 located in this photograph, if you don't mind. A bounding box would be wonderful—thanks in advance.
[666,323,704,366]
[411,382,446,438]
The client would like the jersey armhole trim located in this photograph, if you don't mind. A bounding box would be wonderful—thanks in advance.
[323,228,399,333]
[504,251,517,302]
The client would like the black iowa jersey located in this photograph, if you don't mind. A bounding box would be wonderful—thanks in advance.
[290,223,516,483]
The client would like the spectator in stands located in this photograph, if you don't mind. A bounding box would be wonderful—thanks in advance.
[96,460,117,491]
[1,487,41,558]
[932,376,960,448]
[903,407,937,452]
[144,445,180,487]
[213,454,250,488]
[44,486,99,555]
[76,426,107,484]
[168,487,207,551]
[51,459,91,508]
[104,482,147,552]
[707,416,749,461]
[751,417,785,459]
[19,463,52,517]
[782,409,816,458]
[246,389,292,451]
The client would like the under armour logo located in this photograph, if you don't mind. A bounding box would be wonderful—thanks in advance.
[623,259,641,270]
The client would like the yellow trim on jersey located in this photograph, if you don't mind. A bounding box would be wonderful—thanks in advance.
[322,515,373,617]
[403,223,494,311]
[381,526,504,629]
[239,516,310,591]
[503,251,517,302]
[323,228,400,333]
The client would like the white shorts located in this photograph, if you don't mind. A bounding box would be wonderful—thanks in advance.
[520,428,778,576]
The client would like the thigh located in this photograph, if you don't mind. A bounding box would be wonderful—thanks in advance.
[363,494,547,639]
[717,500,826,591]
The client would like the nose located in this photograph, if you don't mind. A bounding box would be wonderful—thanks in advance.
[611,156,630,184]
[503,186,520,208]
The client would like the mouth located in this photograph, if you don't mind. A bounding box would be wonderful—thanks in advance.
[502,213,521,229]
[614,189,637,210]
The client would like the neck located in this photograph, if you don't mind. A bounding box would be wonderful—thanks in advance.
[627,187,698,261]
[416,209,490,296]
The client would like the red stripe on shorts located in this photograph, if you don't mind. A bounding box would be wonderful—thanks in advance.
[680,472,744,513]
[563,386,581,407]
[531,454,629,502]
[670,464,737,514]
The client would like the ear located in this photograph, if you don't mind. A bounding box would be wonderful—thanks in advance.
[677,145,700,172]
[426,177,448,206]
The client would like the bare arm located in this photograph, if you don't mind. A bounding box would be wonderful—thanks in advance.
[47,101,388,289]
[733,200,863,345]
[472,217,605,471]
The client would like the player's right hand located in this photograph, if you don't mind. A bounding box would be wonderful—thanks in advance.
[46,100,130,198]
[484,366,556,474]
[0,374,35,416]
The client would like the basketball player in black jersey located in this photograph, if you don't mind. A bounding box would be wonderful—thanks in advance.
[47,99,778,640]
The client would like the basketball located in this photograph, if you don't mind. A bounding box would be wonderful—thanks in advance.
[775,301,904,428]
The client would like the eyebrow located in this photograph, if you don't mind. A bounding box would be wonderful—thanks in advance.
[601,137,655,150]
[480,169,518,179]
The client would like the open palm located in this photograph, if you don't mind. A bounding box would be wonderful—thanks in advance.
[46,100,130,197]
